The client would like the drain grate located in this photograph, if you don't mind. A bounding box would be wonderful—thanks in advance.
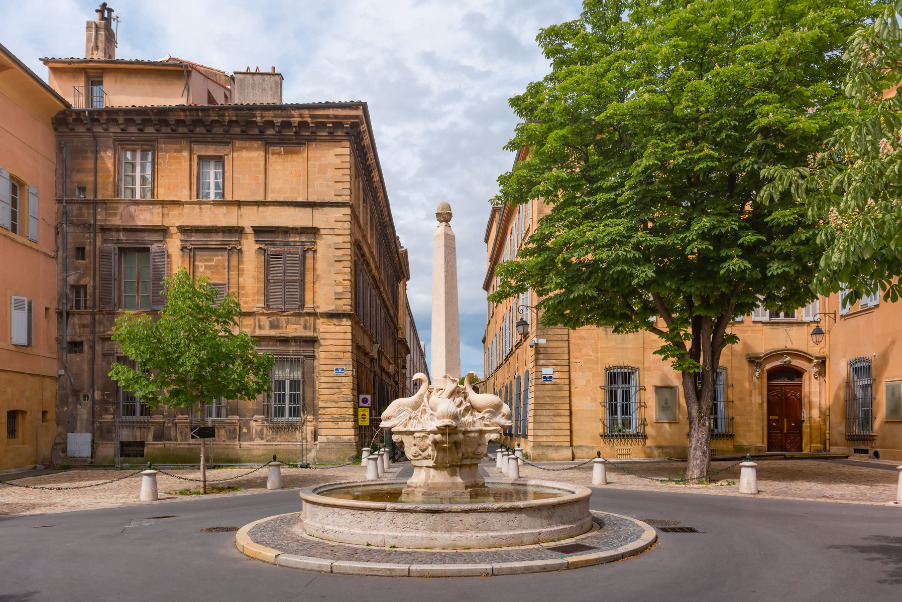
[546,543,596,554]
[639,519,680,526]
[658,526,699,533]
[200,526,240,533]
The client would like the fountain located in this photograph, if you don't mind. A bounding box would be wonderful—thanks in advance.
[236,202,654,572]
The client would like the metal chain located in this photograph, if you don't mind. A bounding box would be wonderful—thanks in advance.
[600,457,745,483]
[0,469,145,491]
[519,457,595,471]
[153,462,271,483]
[303,461,359,470]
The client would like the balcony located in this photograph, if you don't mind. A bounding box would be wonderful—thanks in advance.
[73,85,109,109]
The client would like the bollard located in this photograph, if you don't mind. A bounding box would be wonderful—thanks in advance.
[366,455,380,480]
[139,469,159,501]
[376,451,386,477]
[496,449,504,471]
[501,452,511,476]
[508,454,520,479]
[896,466,902,504]
[362,448,371,461]
[382,448,391,472]
[592,458,608,486]
[267,462,283,490]
[738,461,758,494]
[515,446,524,467]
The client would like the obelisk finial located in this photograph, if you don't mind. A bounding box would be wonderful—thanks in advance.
[431,202,461,384]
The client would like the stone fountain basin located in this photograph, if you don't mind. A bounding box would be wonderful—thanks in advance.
[299,479,593,549]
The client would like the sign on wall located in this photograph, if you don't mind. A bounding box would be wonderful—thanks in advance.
[541,368,553,383]
[359,394,371,407]
[358,408,370,425]
[334,367,347,376]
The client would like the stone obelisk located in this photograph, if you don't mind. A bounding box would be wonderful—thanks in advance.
[431,202,461,384]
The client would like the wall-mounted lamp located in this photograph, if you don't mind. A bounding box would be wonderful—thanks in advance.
[517,304,539,338]
[810,310,836,345]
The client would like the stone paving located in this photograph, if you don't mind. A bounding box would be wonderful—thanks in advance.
[248,511,644,564]
[1,457,899,517]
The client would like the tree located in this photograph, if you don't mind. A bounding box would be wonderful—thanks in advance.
[763,0,902,305]
[491,0,876,479]
[110,269,274,492]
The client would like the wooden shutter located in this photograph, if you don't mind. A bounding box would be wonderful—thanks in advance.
[751,302,768,321]
[99,246,117,310]
[839,288,850,315]
[0,167,10,230]
[211,282,227,306]
[27,185,39,243]
[284,250,303,310]
[10,296,28,345]
[27,299,33,347]
[802,298,819,321]
[267,250,285,310]
[150,245,167,309]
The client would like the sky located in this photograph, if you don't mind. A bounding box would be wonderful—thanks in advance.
[1,0,584,378]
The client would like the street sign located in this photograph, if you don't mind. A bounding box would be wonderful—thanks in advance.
[358,408,370,425]
[358,394,371,407]
[541,368,553,383]
[190,426,216,439]
[334,367,347,375]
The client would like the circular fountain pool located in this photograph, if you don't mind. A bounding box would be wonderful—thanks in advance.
[299,479,593,549]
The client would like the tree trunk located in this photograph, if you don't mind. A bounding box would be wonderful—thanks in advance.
[200,437,207,494]
[683,365,716,481]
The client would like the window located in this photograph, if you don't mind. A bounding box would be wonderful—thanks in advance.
[67,341,84,354]
[198,157,224,200]
[121,249,151,310]
[521,370,529,437]
[802,298,819,321]
[205,398,227,421]
[99,246,166,311]
[269,357,303,420]
[859,286,881,309]
[121,149,153,199]
[6,410,20,440]
[839,286,850,315]
[10,296,32,347]
[10,178,19,234]
[845,357,874,440]
[514,375,522,437]
[768,310,796,320]
[88,77,104,108]
[266,249,304,311]
[71,285,88,310]
[75,246,86,261]
[601,366,646,440]
[710,368,733,437]
[76,186,87,199]
[117,358,149,418]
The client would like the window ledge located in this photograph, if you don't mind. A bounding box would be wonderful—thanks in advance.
[841,306,878,320]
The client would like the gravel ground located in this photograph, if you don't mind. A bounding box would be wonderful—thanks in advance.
[1,458,898,517]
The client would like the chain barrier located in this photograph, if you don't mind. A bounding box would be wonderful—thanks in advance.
[0,469,145,491]
[520,457,595,471]
[301,461,359,470]
[153,462,272,483]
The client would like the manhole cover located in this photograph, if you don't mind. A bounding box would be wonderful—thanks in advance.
[147,516,176,520]
[658,526,699,533]
[639,519,680,526]
[546,543,596,554]
[200,526,240,533]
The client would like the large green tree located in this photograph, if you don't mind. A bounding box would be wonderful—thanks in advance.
[111,269,273,491]
[491,0,878,478]
[764,1,902,304]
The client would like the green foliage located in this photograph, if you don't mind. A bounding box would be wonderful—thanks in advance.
[110,268,274,412]
[492,0,874,374]
[763,0,902,305]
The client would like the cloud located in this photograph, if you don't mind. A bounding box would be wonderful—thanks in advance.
[1,0,583,378]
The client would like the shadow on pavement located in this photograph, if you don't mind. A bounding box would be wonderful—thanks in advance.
[828,535,902,585]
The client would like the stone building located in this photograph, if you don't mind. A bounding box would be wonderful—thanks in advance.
[47,6,419,465]
[0,43,68,471]
[484,153,841,462]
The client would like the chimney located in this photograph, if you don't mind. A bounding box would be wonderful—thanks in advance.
[231,66,284,104]
[85,2,116,60]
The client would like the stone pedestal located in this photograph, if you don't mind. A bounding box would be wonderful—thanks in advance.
[366,455,380,481]
[496,450,504,471]
[376,452,385,478]
[139,469,158,501]
[592,458,607,486]
[896,466,902,504]
[508,454,520,479]
[739,462,758,494]
[515,446,524,466]
[361,448,371,461]
[267,462,283,490]
[382,448,390,472]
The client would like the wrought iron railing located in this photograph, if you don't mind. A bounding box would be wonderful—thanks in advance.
[845,356,875,441]
[73,85,109,109]
[600,365,647,443]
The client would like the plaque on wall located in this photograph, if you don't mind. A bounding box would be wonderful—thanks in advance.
[655,386,679,422]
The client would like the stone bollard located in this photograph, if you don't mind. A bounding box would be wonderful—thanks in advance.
[361,448,371,461]
[366,455,380,480]
[502,452,512,476]
[139,469,159,501]
[515,446,524,467]
[496,450,504,471]
[267,462,283,490]
[382,448,391,472]
[508,454,520,479]
[738,461,758,494]
[376,451,386,477]
[896,466,902,504]
[592,458,608,486]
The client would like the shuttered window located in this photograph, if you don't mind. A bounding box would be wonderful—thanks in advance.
[27,185,38,242]
[10,296,32,347]
[121,249,151,310]
[0,167,10,230]
[9,179,19,234]
[121,149,153,199]
[266,249,303,311]
[99,246,167,310]
[802,298,820,321]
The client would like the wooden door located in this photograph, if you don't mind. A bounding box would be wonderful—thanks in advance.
[767,383,803,452]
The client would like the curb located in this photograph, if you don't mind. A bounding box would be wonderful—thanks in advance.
[234,511,656,577]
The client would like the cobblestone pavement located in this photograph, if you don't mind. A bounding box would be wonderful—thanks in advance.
[0,464,389,517]
[511,458,900,504]
[1,458,898,517]
[248,511,643,564]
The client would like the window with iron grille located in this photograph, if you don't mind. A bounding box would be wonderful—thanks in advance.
[601,366,646,441]
[708,368,734,438]
[116,357,149,418]
[845,357,874,440]
[514,375,522,437]
[268,357,304,421]
[521,370,529,437]
[71,284,88,310]
[6,410,20,440]
[205,398,228,421]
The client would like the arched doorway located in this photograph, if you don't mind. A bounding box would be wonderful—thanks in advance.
[767,367,803,452]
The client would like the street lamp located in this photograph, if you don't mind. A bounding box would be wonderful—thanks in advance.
[809,310,836,345]
[516,304,538,338]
